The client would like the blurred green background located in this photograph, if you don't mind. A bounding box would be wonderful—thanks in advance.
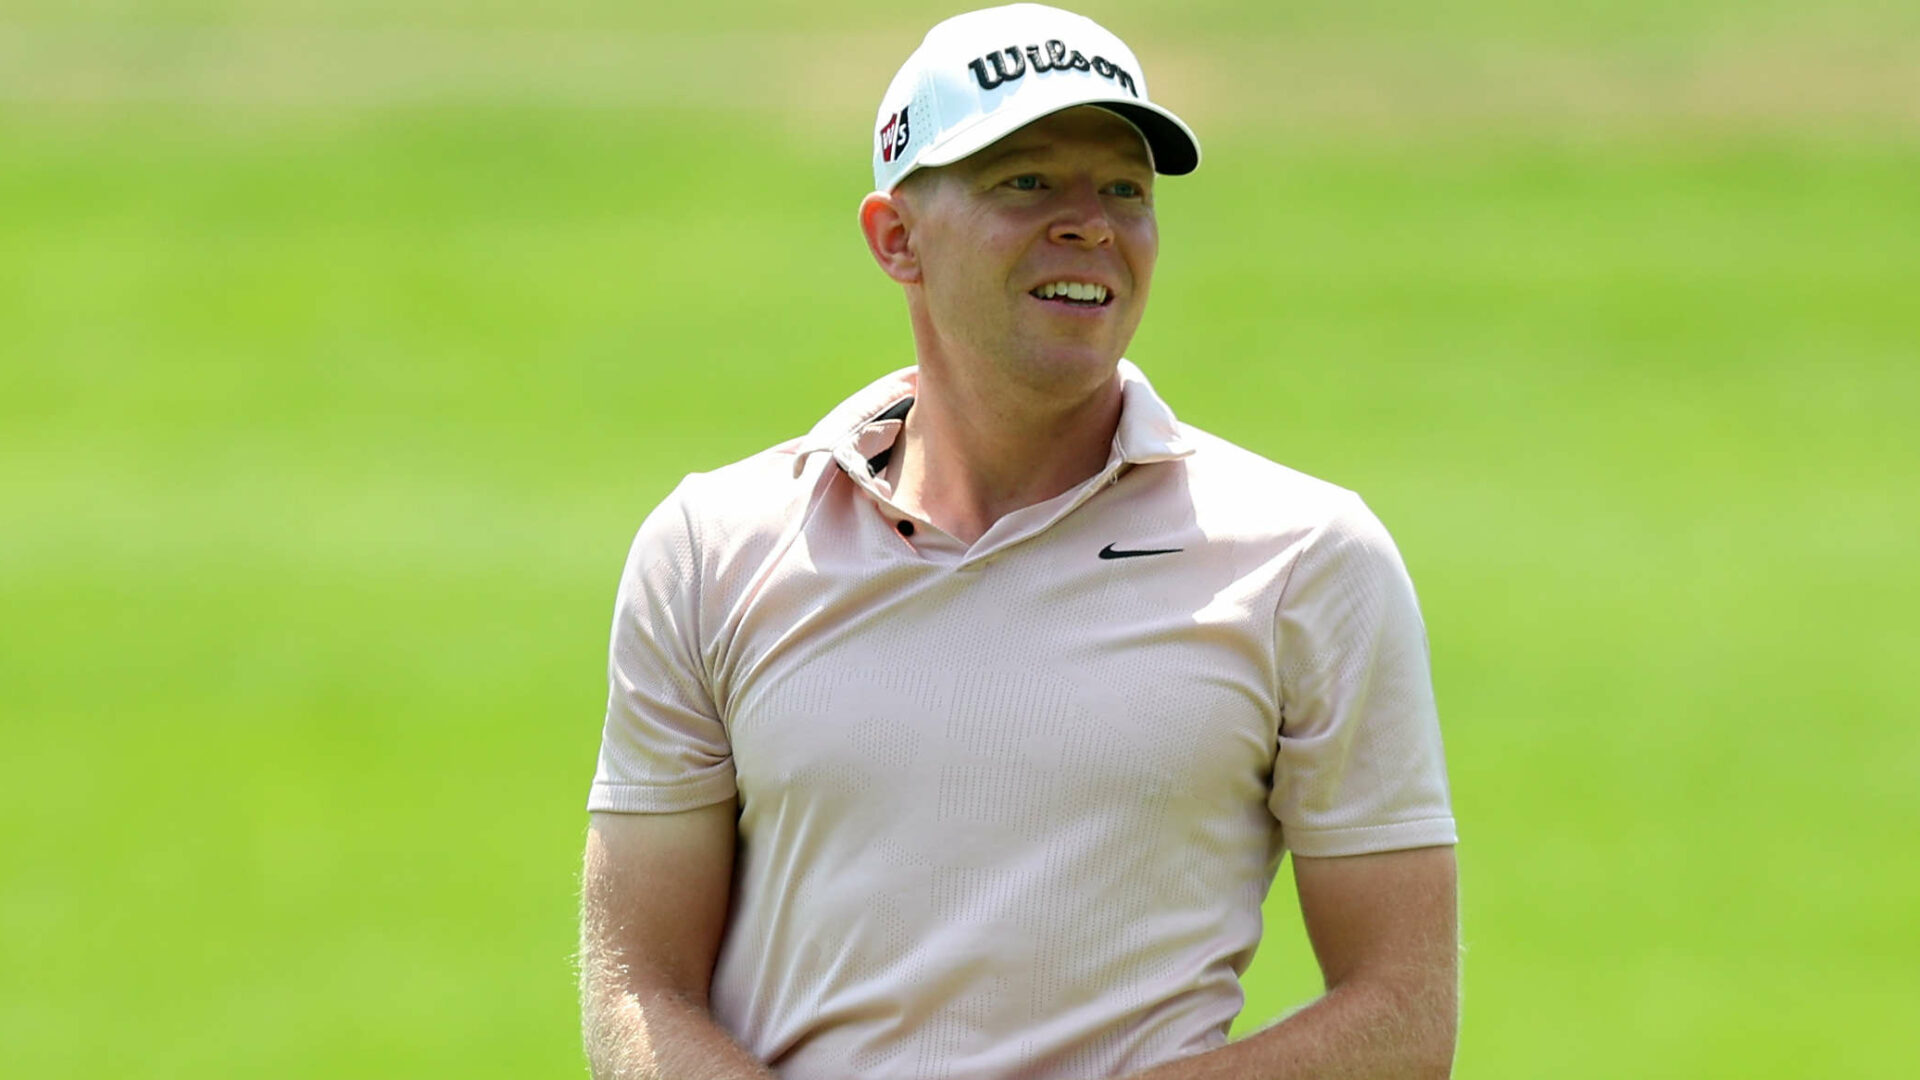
[3,1,1916,1076]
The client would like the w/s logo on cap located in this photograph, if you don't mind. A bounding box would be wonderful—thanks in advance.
[878,107,912,163]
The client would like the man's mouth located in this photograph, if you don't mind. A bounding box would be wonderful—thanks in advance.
[1029,281,1112,307]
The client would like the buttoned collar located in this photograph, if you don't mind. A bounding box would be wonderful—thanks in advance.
[792,359,1194,480]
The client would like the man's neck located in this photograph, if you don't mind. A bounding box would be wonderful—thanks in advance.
[887,359,1125,547]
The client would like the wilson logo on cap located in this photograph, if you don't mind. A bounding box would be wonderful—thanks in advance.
[967,39,1138,97]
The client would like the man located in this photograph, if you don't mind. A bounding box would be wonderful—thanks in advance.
[580,5,1458,1078]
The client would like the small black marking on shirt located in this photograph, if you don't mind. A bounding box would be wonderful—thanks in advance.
[1099,543,1182,560]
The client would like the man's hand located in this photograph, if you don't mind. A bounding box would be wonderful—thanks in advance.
[1126,845,1459,1080]
[579,806,774,1080]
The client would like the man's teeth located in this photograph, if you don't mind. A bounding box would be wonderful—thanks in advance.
[1033,281,1109,303]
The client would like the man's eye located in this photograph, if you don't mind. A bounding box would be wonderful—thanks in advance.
[1008,175,1041,191]
[1110,180,1144,198]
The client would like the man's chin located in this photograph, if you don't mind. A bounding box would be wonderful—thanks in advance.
[1001,346,1127,397]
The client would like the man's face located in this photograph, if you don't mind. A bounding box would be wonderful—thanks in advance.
[898,106,1159,393]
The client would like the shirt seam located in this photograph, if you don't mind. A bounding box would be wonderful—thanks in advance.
[1268,500,1351,738]
[701,454,843,714]
[1286,815,1456,836]
[676,488,719,710]
[588,776,737,812]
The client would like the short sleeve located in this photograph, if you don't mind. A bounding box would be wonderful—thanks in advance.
[587,482,739,814]
[1269,495,1456,857]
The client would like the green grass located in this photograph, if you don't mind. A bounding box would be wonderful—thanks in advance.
[8,0,1916,39]
[3,7,1918,1077]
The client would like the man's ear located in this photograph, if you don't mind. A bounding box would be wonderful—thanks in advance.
[859,190,922,286]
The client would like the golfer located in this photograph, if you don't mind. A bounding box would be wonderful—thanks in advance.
[581,5,1458,1078]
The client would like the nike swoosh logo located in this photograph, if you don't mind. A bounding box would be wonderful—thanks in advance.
[1099,543,1184,560]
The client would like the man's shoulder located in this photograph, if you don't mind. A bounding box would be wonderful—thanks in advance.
[649,435,820,549]
[1175,422,1372,531]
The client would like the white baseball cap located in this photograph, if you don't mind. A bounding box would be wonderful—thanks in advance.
[871,3,1201,191]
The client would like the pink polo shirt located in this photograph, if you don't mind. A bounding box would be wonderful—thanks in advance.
[589,361,1456,1079]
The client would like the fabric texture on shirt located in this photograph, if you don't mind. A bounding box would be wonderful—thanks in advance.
[589,360,1456,1079]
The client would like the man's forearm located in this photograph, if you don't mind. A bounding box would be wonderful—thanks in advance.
[1124,975,1457,1080]
[583,981,773,1080]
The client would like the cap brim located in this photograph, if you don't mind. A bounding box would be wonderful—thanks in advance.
[1088,101,1200,175]
[912,97,1201,182]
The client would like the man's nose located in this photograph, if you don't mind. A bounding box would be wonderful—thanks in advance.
[1048,181,1115,248]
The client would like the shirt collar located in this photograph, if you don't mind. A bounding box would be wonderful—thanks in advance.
[792,359,1193,480]
[1111,358,1194,465]
[792,367,920,479]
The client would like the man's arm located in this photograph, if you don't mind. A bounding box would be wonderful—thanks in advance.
[579,805,773,1080]
[1127,845,1459,1080]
